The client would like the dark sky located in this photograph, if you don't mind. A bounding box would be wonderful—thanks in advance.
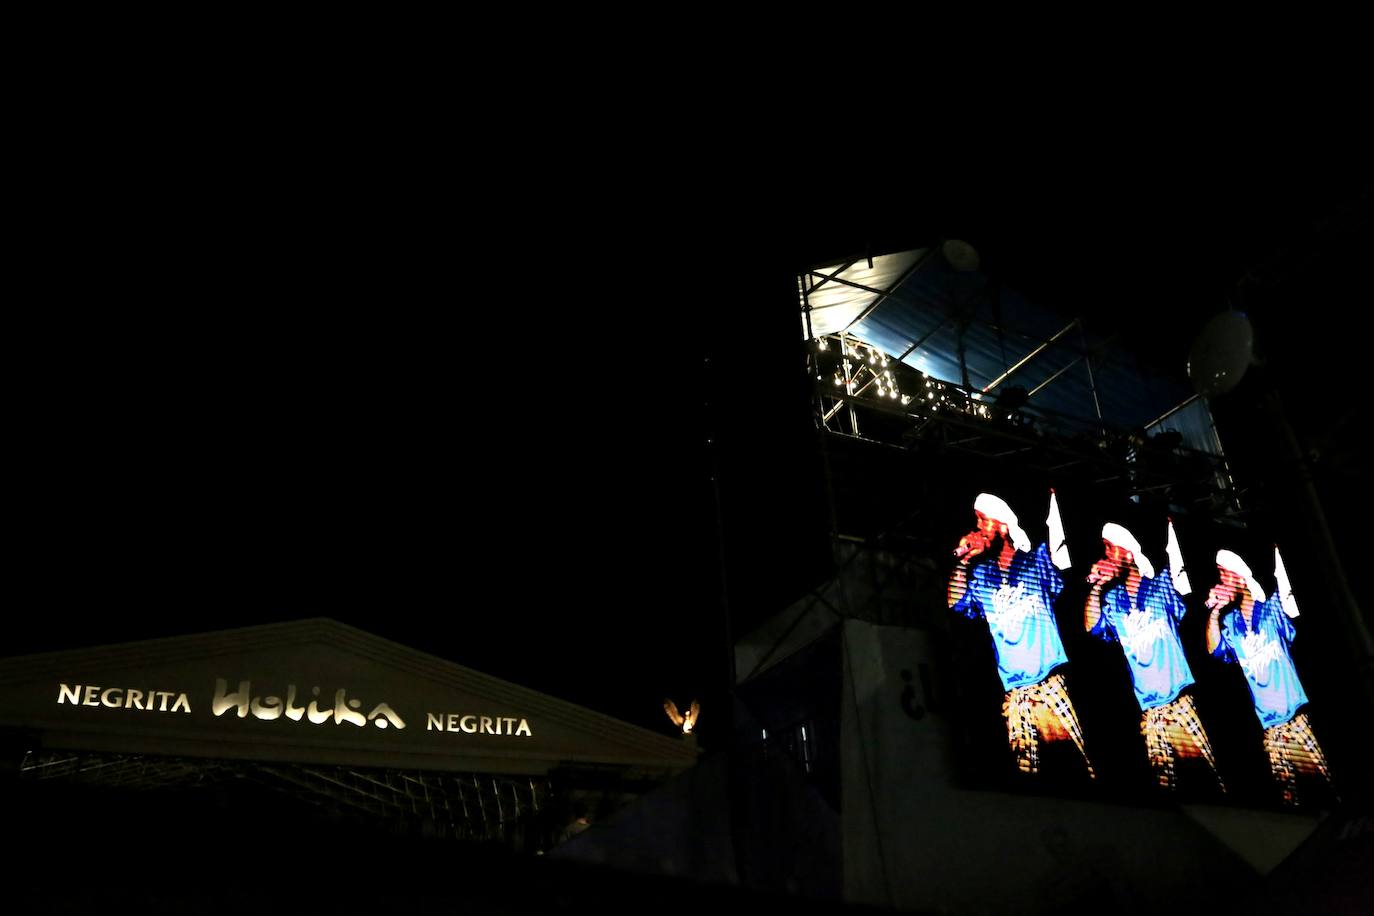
[10,141,1369,740]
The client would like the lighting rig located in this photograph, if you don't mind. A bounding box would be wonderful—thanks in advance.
[817,335,911,407]
[812,333,1011,430]
[807,332,1234,514]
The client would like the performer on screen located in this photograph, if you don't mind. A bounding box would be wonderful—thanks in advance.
[948,491,1094,779]
[1206,547,1335,806]
[1085,520,1224,792]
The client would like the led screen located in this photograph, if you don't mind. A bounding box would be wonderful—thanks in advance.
[933,473,1346,809]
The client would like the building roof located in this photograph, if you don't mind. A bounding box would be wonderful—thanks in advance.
[0,618,699,775]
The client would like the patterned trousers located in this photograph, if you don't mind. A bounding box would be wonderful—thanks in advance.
[1264,712,1334,806]
[1002,672,1095,778]
[1141,692,1224,792]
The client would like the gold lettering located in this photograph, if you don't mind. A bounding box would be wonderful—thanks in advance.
[424,711,530,737]
[251,695,282,721]
[332,689,365,727]
[57,683,196,714]
[212,679,252,718]
[284,685,305,722]
[365,703,405,730]
[306,687,332,725]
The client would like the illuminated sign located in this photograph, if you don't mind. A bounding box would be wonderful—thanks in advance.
[0,620,698,778]
[426,713,532,736]
[212,679,406,729]
[53,678,533,739]
[58,683,192,713]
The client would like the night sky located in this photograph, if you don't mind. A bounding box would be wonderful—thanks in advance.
[10,152,1369,744]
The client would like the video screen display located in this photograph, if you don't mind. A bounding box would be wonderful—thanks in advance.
[931,471,1346,809]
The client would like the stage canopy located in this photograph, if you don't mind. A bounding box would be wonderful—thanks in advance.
[800,249,1222,458]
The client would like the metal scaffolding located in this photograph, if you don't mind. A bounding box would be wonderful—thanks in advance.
[805,330,1239,517]
[19,748,555,846]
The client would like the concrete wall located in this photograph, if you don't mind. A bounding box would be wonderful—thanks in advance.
[840,619,1321,914]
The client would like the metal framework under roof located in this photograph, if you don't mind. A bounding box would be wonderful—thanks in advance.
[20,748,555,846]
[799,250,1223,452]
[800,250,1239,517]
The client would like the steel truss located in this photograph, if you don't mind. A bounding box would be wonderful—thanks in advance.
[19,748,555,846]
[806,330,1239,517]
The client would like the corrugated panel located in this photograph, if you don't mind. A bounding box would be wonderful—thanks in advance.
[800,250,927,338]
[1149,398,1224,457]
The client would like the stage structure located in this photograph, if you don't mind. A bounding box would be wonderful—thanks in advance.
[719,246,1364,912]
[799,248,1237,522]
[0,619,698,851]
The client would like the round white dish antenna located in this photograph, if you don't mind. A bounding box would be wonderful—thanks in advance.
[941,239,980,272]
[1187,310,1255,397]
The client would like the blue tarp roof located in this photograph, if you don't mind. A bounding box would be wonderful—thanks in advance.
[801,251,1221,456]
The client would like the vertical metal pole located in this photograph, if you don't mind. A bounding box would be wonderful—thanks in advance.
[708,329,750,891]
[841,332,860,436]
[957,320,971,391]
[802,268,842,546]
[1262,385,1374,706]
[1080,322,1105,437]
[1203,399,1243,513]
[801,271,830,434]
[705,352,735,694]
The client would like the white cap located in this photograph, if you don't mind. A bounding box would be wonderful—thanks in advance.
[1101,522,1154,579]
[974,493,1031,553]
[1216,549,1266,604]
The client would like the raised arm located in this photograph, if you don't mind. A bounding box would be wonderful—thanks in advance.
[1205,607,1223,656]
[1084,582,1105,632]
[948,562,970,609]
[1203,580,1231,656]
[1083,557,1117,632]
[948,530,988,609]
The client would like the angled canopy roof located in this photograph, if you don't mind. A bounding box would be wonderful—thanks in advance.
[0,618,698,775]
[800,250,1222,456]
[801,249,930,339]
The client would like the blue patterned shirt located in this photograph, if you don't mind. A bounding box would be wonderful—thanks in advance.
[1212,593,1308,729]
[953,543,1069,690]
[1090,568,1195,711]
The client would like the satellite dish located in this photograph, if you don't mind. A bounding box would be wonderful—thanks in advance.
[1187,311,1255,397]
[942,239,980,272]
